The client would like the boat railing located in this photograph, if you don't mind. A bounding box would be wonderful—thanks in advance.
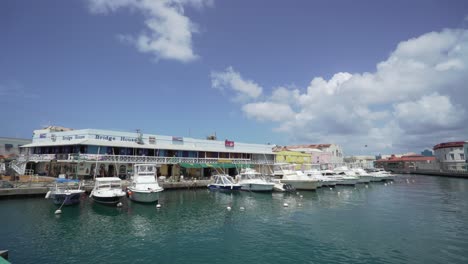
[25,154,274,165]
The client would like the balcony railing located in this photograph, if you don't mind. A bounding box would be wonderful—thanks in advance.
[22,153,274,165]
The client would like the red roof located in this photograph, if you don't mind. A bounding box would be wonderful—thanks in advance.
[433,141,465,150]
[376,154,435,163]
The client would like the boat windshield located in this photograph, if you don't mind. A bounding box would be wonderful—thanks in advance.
[96,181,121,189]
[135,165,156,175]
[214,175,235,185]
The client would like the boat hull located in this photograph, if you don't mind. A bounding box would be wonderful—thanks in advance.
[208,184,242,191]
[127,189,161,203]
[336,178,358,186]
[240,183,274,192]
[92,195,124,205]
[357,176,373,184]
[51,192,83,206]
[280,180,319,190]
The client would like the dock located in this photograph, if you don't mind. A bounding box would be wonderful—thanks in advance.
[0,180,210,198]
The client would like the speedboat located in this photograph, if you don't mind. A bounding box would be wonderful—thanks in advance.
[374,169,393,181]
[45,178,85,206]
[332,167,360,185]
[303,169,326,188]
[237,168,274,192]
[126,164,163,203]
[280,170,320,190]
[208,174,241,191]
[90,177,126,205]
[351,168,373,183]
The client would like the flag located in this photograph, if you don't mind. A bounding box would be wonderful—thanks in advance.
[225,140,235,147]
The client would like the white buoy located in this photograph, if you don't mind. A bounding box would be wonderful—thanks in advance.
[337,192,341,195]
[329,188,333,190]
[299,195,303,198]
[227,206,231,211]
[365,185,368,188]
[239,207,245,211]
[296,192,300,195]
[298,203,302,207]
[384,183,387,186]
[156,204,162,209]
[117,202,123,207]
[283,203,289,207]
[55,209,62,215]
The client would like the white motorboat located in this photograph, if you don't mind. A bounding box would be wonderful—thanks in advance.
[280,170,320,190]
[351,168,373,183]
[45,178,85,206]
[332,166,360,185]
[208,174,242,191]
[90,177,126,205]
[374,169,393,181]
[237,168,274,192]
[126,164,163,203]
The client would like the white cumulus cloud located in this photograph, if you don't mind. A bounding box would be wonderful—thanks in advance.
[87,0,212,62]
[214,28,468,154]
[211,66,263,100]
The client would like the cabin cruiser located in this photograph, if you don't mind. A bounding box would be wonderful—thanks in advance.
[351,168,374,183]
[318,170,339,187]
[332,167,360,185]
[45,178,85,205]
[90,177,126,205]
[208,174,241,191]
[373,169,394,181]
[126,164,163,203]
[236,168,274,192]
[280,170,320,190]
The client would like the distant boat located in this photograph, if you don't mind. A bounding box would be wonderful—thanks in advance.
[90,177,126,205]
[45,178,85,206]
[236,168,274,192]
[208,174,241,191]
[126,164,163,203]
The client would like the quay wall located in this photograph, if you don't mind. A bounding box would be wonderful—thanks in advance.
[0,180,210,198]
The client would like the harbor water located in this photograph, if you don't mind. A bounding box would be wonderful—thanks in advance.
[1,175,468,263]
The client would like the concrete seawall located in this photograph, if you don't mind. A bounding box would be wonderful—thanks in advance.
[0,180,211,198]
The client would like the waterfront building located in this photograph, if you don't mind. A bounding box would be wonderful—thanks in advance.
[433,141,467,171]
[286,144,344,165]
[375,154,436,173]
[344,155,376,169]
[0,137,31,161]
[17,127,275,179]
[273,147,312,170]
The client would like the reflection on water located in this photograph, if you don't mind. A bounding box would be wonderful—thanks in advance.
[1,175,468,263]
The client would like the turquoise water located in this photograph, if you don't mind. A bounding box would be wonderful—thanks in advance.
[1,175,468,264]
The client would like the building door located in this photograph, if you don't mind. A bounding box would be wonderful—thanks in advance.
[108,165,115,177]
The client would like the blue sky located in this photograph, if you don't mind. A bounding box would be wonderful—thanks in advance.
[1,0,468,155]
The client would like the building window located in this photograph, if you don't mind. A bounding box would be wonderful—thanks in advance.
[460,153,465,160]
[450,154,455,160]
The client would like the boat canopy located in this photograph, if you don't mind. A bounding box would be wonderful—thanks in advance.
[179,163,252,169]
[213,175,236,185]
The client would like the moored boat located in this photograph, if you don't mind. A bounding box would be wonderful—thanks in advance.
[208,174,241,191]
[127,164,163,203]
[237,168,274,192]
[90,177,126,205]
[45,178,85,206]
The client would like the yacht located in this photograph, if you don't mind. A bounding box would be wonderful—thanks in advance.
[303,169,325,188]
[332,166,360,185]
[237,168,274,192]
[90,177,126,205]
[208,174,241,191]
[350,168,373,183]
[45,178,85,206]
[126,164,163,203]
[374,169,393,181]
[280,170,320,190]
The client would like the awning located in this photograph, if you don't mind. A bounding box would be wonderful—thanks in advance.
[179,163,252,169]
